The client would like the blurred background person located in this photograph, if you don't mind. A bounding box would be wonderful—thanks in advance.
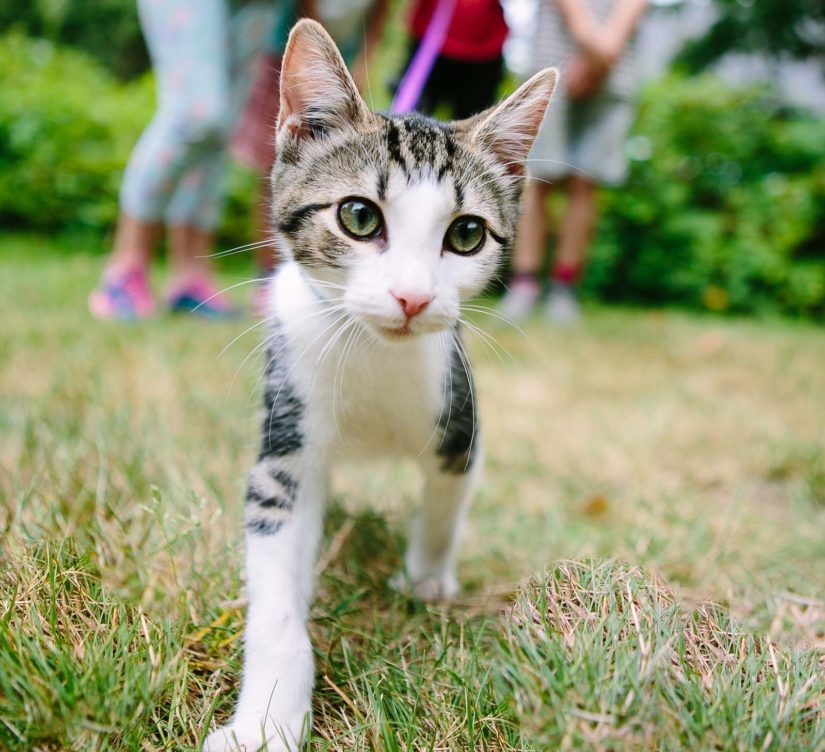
[89,0,272,321]
[500,0,649,324]
[399,0,509,119]
[230,0,389,314]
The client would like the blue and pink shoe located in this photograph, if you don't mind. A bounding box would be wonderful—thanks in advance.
[167,278,240,319]
[88,267,156,320]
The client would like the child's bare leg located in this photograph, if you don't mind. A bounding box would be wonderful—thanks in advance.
[500,181,553,318]
[554,174,597,275]
[547,174,598,324]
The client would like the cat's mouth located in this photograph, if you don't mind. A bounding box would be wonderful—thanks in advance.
[374,318,452,340]
[379,323,412,338]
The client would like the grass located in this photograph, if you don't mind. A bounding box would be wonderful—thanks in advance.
[1,236,823,751]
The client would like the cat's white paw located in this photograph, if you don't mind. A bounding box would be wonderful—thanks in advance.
[202,717,301,752]
[389,569,459,602]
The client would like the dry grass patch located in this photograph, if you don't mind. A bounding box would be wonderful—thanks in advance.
[503,561,825,750]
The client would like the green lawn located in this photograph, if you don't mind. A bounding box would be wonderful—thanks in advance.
[1,237,823,751]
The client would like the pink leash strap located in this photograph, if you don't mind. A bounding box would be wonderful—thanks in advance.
[391,0,458,114]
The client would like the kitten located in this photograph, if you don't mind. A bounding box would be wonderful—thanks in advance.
[204,20,556,752]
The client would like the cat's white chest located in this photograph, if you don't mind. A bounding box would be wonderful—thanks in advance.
[329,335,443,458]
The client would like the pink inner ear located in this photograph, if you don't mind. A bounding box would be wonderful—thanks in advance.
[277,25,323,134]
[483,126,535,176]
[280,112,303,140]
[277,26,365,145]
[501,149,528,176]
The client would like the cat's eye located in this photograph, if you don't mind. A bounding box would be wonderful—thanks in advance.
[444,216,486,255]
[338,198,383,239]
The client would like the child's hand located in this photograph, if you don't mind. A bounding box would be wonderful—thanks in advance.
[583,29,624,69]
[566,54,607,99]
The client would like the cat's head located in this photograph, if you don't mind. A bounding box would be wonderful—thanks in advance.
[271,20,556,341]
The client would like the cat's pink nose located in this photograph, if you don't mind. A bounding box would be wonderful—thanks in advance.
[391,290,433,319]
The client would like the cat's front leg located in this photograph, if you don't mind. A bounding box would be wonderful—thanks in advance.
[398,345,482,602]
[204,369,325,751]
[203,454,324,752]
[400,448,482,602]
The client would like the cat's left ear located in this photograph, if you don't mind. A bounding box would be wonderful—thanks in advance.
[464,68,558,175]
[277,19,368,147]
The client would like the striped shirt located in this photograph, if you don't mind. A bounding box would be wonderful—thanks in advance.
[530,0,643,99]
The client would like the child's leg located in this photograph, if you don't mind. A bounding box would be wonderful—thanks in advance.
[166,222,217,288]
[553,174,597,282]
[118,0,232,233]
[513,180,553,277]
[499,87,568,319]
[544,174,597,324]
[500,181,552,318]
[92,0,231,318]
[106,214,161,276]
[161,2,274,295]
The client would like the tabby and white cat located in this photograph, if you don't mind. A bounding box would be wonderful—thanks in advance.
[204,20,556,751]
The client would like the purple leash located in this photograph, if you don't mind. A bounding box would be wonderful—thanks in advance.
[391,0,458,114]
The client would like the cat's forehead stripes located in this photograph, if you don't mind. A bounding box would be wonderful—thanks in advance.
[379,114,455,174]
[378,114,466,206]
[378,114,519,227]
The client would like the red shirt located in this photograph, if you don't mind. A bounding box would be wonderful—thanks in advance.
[410,0,508,62]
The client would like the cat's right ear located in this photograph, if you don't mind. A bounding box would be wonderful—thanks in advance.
[277,19,368,150]
[462,67,558,176]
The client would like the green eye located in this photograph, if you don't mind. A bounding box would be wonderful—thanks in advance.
[445,216,486,255]
[338,198,382,239]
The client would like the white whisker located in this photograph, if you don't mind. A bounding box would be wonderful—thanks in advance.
[199,238,277,260]
[190,277,267,314]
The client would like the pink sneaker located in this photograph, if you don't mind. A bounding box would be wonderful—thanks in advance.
[88,267,155,320]
[167,278,240,318]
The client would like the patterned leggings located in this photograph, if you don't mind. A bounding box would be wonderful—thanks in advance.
[120,0,271,230]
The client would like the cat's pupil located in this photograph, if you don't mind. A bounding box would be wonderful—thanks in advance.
[353,206,369,227]
[458,222,477,241]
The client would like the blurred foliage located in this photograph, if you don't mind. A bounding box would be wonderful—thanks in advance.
[678,0,825,70]
[0,34,153,233]
[587,75,825,317]
[0,0,148,80]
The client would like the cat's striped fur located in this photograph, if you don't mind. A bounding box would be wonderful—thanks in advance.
[204,20,556,751]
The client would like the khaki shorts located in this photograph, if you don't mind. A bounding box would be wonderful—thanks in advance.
[528,92,636,186]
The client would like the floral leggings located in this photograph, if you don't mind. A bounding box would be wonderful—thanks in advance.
[120,0,271,230]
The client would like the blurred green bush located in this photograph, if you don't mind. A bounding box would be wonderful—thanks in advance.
[0,0,148,80]
[587,75,825,317]
[0,34,152,233]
